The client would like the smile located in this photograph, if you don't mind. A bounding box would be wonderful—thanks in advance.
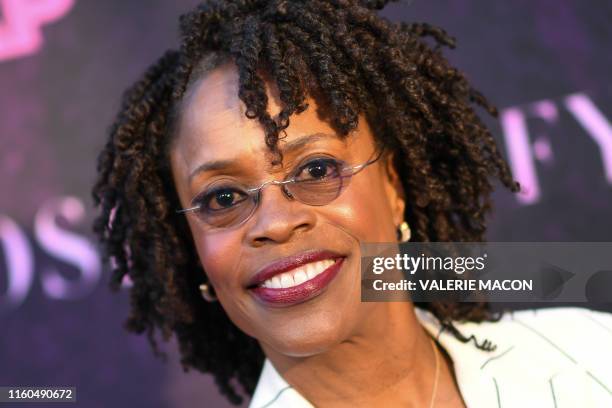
[248,250,346,306]
[260,259,335,289]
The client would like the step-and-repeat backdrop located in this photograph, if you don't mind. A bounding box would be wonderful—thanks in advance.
[1,1,610,406]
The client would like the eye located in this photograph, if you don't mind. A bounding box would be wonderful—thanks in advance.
[294,158,341,181]
[196,185,249,212]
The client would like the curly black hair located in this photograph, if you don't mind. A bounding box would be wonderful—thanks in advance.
[92,0,520,404]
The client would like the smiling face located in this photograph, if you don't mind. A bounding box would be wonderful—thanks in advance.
[170,61,406,357]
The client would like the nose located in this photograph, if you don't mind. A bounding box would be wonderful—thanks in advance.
[244,182,316,247]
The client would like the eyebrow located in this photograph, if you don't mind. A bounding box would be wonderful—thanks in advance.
[187,132,336,183]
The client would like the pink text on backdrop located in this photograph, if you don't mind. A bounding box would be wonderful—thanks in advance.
[0,0,75,62]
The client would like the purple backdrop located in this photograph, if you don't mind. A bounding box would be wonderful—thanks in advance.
[1,0,611,406]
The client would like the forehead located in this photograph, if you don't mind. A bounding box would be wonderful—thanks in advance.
[177,62,253,149]
[174,62,343,152]
[170,62,374,181]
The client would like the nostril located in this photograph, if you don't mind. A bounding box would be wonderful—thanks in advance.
[253,236,274,245]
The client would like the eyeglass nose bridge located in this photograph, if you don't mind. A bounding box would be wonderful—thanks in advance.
[248,178,296,203]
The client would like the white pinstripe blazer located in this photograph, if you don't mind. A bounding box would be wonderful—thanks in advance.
[248,307,612,408]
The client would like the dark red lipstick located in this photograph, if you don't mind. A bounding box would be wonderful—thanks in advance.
[248,250,345,307]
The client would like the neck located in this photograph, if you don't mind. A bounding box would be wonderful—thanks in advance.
[261,303,445,406]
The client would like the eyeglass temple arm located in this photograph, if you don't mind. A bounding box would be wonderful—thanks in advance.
[177,205,200,214]
[342,148,384,174]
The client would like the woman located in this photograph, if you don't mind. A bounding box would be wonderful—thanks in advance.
[92,1,612,406]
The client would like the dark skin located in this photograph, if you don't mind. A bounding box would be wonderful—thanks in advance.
[170,61,466,407]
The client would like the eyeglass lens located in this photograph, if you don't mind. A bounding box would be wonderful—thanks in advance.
[193,157,350,228]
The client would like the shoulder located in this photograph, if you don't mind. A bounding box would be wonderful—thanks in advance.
[459,307,612,373]
[416,306,612,407]
[454,306,612,346]
[417,306,612,353]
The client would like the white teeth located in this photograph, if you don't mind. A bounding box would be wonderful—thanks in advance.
[306,263,316,279]
[271,276,282,289]
[280,274,294,288]
[293,270,308,285]
[260,259,338,289]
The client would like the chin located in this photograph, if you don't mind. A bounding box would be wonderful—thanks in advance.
[262,311,353,358]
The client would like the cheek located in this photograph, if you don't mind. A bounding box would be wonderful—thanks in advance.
[190,227,266,341]
[189,223,243,287]
[325,177,397,242]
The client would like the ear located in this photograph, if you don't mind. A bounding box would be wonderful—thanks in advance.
[381,151,406,227]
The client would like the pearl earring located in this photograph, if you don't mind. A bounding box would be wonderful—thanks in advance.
[396,221,411,242]
[199,283,217,302]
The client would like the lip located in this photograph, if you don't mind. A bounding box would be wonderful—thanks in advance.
[248,250,346,306]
